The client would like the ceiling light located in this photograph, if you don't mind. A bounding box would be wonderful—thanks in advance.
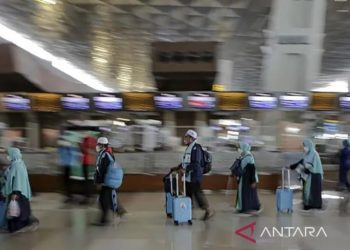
[336,9,349,12]
[36,0,57,4]
[312,80,348,93]
[0,21,114,92]
[93,57,108,64]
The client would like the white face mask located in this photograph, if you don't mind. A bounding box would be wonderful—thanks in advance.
[6,156,11,161]
[96,146,101,152]
[304,147,309,153]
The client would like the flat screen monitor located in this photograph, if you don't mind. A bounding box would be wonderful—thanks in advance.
[154,93,183,109]
[93,94,123,111]
[2,94,31,111]
[187,93,216,109]
[339,95,350,109]
[61,95,90,110]
[249,93,277,109]
[279,93,309,109]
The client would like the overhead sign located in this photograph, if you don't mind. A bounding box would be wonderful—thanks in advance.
[339,94,350,109]
[61,94,90,110]
[279,93,309,109]
[123,93,155,111]
[217,92,248,110]
[93,94,123,111]
[249,93,277,109]
[311,92,337,111]
[30,93,61,112]
[2,94,31,111]
[154,93,183,110]
[187,93,216,109]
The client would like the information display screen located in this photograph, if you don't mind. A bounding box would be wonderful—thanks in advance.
[311,92,337,111]
[187,93,216,109]
[279,93,309,109]
[339,94,350,109]
[154,93,183,109]
[61,94,90,110]
[2,94,31,111]
[93,94,123,111]
[217,92,248,110]
[249,93,277,109]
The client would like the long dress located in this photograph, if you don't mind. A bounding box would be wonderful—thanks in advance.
[236,163,261,212]
[2,148,33,232]
[290,139,323,210]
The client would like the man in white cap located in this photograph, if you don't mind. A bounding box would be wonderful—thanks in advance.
[93,137,115,225]
[172,129,214,220]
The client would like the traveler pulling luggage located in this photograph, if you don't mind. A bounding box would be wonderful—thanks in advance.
[172,172,192,225]
[276,168,293,213]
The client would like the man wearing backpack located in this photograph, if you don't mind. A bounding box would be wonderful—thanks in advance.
[93,137,116,226]
[171,130,214,220]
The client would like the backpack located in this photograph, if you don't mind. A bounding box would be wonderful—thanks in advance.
[104,153,124,189]
[200,146,212,174]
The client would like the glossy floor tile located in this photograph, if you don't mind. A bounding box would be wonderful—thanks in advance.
[1,190,350,250]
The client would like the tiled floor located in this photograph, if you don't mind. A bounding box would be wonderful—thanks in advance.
[1,190,350,250]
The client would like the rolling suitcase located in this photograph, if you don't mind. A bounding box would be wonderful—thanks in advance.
[165,173,175,218]
[172,172,192,225]
[276,168,293,213]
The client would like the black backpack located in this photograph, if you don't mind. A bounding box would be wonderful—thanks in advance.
[200,146,212,174]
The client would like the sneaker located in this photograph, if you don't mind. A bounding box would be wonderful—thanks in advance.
[14,222,39,233]
[202,210,215,221]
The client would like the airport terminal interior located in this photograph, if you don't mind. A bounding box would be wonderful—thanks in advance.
[1,0,350,249]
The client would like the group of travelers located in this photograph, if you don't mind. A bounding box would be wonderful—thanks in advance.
[4,127,350,232]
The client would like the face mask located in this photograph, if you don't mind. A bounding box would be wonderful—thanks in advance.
[96,146,101,152]
[6,156,11,161]
[304,147,309,153]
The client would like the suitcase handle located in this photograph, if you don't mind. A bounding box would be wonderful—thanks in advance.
[172,171,186,196]
[282,168,291,189]
[170,173,173,195]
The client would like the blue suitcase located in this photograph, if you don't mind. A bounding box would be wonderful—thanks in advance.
[166,175,175,217]
[172,173,192,225]
[276,169,293,213]
[166,192,174,217]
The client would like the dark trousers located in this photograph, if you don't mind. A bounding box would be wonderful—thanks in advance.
[82,164,91,199]
[99,186,113,223]
[339,166,350,188]
[63,166,71,198]
[186,181,209,210]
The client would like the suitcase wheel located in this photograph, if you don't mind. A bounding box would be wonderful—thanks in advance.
[174,221,179,226]
[188,220,192,225]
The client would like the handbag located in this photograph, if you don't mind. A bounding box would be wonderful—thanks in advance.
[7,200,20,219]
[230,159,243,177]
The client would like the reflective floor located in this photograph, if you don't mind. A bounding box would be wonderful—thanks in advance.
[1,190,350,250]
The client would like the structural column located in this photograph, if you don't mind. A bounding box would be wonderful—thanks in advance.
[262,0,327,92]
